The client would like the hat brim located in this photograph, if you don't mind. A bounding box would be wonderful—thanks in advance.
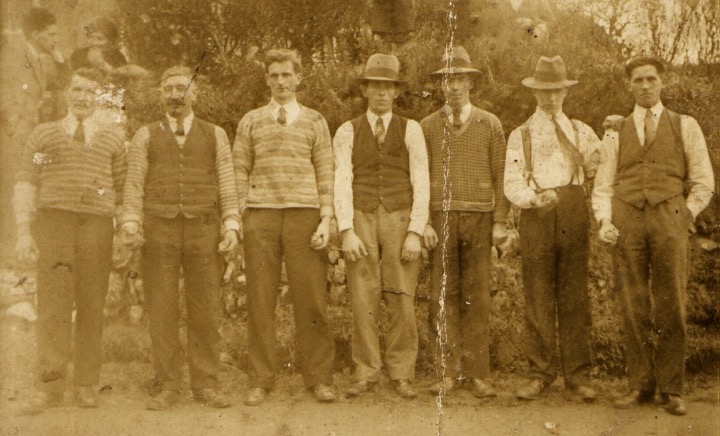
[431,67,482,76]
[358,76,406,84]
[521,77,578,89]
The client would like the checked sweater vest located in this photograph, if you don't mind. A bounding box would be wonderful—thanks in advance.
[351,115,413,213]
[144,118,220,218]
[614,110,686,208]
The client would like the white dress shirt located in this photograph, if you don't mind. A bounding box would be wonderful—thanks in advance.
[592,102,715,223]
[268,98,300,125]
[447,102,472,125]
[504,109,601,209]
[166,112,195,146]
[64,111,100,143]
[333,111,430,235]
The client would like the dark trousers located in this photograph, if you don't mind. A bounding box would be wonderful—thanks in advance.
[612,194,690,396]
[35,208,113,392]
[243,208,335,389]
[518,185,592,387]
[142,213,223,391]
[429,211,492,380]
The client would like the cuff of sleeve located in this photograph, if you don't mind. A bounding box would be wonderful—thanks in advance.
[407,220,427,236]
[686,203,700,220]
[223,218,240,232]
[594,212,612,225]
[319,206,334,219]
[337,217,354,232]
[121,212,143,226]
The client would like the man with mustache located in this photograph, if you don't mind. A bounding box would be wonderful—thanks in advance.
[592,57,714,415]
[233,49,336,406]
[421,46,510,398]
[122,66,240,410]
[333,54,429,399]
[504,56,601,402]
[14,69,126,413]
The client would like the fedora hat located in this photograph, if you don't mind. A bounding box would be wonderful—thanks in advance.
[522,56,578,89]
[431,46,481,76]
[359,53,406,84]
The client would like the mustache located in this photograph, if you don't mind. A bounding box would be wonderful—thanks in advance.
[165,98,185,105]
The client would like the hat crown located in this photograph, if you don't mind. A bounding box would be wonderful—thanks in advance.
[442,46,473,69]
[362,53,401,81]
[533,56,569,83]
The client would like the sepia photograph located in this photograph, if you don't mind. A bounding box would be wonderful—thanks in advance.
[0,0,718,434]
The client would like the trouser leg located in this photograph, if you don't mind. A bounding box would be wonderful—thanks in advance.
[555,186,592,388]
[613,199,655,392]
[429,211,462,378]
[34,209,75,394]
[183,214,223,390]
[243,208,282,390]
[346,209,382,382]
[378,206,419,381]
[143,215,183,391]
[283,208,335,388]
[519,207,558,385]
[649,196,689,396]
[459,212,492,380]
[73,214,113,387]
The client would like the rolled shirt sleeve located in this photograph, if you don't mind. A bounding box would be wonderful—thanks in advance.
[681,116,715,218]
[333,121,355,232]
[504,128,539,209]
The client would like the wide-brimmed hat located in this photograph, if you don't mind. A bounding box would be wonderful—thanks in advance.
[522,56,578,89]
[431,46,481,76]
[358,53,406,84]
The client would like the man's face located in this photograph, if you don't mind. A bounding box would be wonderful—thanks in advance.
[87,31,109,48]
[533,88,568,115]
[266,61,301,104]
[442,73,473,109]
[628,64,663,109]
[66,75,98,119]
[363,81,399,116]
[32,24,59,54]
[161,74,196,118]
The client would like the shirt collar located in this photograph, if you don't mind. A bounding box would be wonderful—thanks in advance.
[63,111,96,135]
[366,110,393,127]
[166,111,194,132]
[269,98,299,113]
[633,101,664,123]
[534,107,568,122]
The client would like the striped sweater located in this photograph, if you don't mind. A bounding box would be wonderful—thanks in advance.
[233,103,334,217]
[14,117,127,224]
[421,106,510,222]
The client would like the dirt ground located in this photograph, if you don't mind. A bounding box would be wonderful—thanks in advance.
[2,316,719,436]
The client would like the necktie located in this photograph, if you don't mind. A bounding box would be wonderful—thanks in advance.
[175,118,185,136]
[73,118,85,143]
[644,109,656,146]
[552,115,584,168]
[277,106,287,126]
[452,108,463,129]
[375,117,386,146]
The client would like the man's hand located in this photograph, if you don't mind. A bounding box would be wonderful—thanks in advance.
[218,230,239,253]
[598,219,620,245]
[602,114,624,132]
[422,224,438,250]
[341,229,367,262]
[16,224,38,263]
[310,217,331,250]
[492,222,508,247]
[401,232,422,263]
[120,222,144,249]
[536,189,559,209]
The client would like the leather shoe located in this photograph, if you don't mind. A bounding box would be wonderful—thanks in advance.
[613,389,654,409]
[192,388,230,408]
[429,377,456,395]
[313,384,336,402]
[74,386,98,408]
[346,380,376,397]
[244,387,267,406]
[470,379,497,399]
[516,379,547,400]
[394,379,418,399]
[573,385,597,402]
[661,394,687,416]
[21,391,63,415]
[146,390,180,411]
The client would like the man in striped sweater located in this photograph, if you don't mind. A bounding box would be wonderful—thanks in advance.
[14,69,126,413]
[233,49,336,406]
[421,46,510,399]
[121,66,239,410]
